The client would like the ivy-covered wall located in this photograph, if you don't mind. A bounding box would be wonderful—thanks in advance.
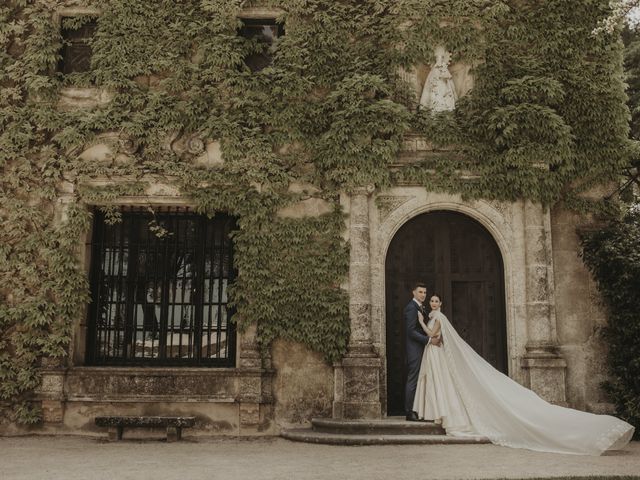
[0,0,632,423]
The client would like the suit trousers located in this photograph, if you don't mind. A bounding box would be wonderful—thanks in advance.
[404,353,422,413]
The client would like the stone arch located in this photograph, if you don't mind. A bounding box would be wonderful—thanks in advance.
[369,190,526,415]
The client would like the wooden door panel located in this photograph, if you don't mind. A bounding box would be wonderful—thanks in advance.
[451,281,484,355]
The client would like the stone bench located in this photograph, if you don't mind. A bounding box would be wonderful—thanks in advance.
[95,416,196,442]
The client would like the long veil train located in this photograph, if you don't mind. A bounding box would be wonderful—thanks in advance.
[435,311,634,455]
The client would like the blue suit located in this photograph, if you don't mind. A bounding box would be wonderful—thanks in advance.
[404,300,430,413]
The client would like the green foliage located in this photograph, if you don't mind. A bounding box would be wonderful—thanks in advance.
[623,25,640,169]
[231,209,350,363]
[0,0,633,423]
[581,208,640,437]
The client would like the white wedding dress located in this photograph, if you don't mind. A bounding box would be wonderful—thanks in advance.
[413,309,635,455]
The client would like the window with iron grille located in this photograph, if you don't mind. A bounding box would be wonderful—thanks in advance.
[59,19,97,74]
[239,18,284,72]
[86,207,237,367]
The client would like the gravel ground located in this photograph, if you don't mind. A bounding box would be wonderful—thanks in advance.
[0,436,638,480]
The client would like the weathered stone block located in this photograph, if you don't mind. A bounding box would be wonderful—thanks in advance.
[402,138,417,152]
[238,376,261,403]
[521,355,567,405]
[272,340,333,425]
[335,356,382,419]
[239,403,260,426]
[193,141,224,168]
[144,183,181,197]
[343,402,382,419]
[276,197,333,219]
[38,371,65,397]
[41,400,64,424]
[65,368,236,400]
[58,87,113,110]
[349,226,371,258]
[344,368,379,403]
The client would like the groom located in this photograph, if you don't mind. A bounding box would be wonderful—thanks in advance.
[404,283,440,421]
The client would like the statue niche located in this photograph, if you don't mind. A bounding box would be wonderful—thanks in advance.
[398,46,465,113]
[419,46,457,112]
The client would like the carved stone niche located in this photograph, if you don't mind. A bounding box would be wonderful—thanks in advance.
[398,51,474,109]
[54,8,108,111]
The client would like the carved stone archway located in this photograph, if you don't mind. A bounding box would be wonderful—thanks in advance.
[384,210,508,415]
[367,189,567,415]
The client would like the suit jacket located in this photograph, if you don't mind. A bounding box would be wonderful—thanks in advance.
[404,300,430,365]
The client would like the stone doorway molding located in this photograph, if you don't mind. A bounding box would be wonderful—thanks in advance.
[342,186,569,417]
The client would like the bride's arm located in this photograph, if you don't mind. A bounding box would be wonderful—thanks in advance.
[429,318,444,347]
[431,318,441,338]
[417,312,436,337]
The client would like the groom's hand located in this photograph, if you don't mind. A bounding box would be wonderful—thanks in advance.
[431,336,442,347]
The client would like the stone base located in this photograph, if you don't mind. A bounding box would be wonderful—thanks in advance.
[333,355,382,419]
[41,400,64,424]
[521,350,568,405]
[281,418,488,445]
[18,366,277,437]
[586,402,616,415]
[333,401,381,419]
[239,402,260,426]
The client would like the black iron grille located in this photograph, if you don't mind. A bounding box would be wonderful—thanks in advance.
[86,207,237,366]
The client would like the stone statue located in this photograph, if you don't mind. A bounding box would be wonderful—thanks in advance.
[419,46,457,112]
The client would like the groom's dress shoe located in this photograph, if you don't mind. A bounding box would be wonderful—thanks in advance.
[406,411,420,422]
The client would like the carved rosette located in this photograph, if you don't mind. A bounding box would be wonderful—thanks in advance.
[164,131,207,157]
[118,135,140,155]
[186,135,205,155]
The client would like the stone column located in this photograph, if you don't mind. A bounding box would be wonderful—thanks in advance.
[36,357,67,424]
[237,325,274,433]
[521,201,567,404]
[333,186,382,419]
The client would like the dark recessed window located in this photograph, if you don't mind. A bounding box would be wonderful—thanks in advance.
[239,18,284,72]
[86,207,237,367]
[59,19,97,74]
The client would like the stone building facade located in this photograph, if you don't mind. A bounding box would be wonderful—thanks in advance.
[27,145,610,438]
[3,4,615,438]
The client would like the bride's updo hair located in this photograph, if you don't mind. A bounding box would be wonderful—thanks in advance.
[430,293,443,303]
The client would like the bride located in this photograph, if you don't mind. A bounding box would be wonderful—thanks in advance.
[412,293,635,455]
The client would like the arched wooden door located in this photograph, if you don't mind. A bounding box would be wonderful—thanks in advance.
[385,211,507,415]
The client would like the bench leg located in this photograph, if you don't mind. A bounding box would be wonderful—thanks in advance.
[166,426,182,442]
[108,426,123,441]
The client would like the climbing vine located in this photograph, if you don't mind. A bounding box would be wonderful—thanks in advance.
[0,0,633,423]
[581,208,640,438]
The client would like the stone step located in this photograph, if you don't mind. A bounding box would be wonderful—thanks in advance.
[311,417,446,435]
[281,428,490,446]
[280,418,490,446]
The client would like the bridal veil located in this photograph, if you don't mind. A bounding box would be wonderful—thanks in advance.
[436,311,634,455]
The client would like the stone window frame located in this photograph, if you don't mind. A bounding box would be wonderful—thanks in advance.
[54,8,100,74]
[84,205,238,368]
[58,17,97,75]
[53,8,112,110]
[42,183,273,429]
[238,7,286,72]
[63,187,247,369]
